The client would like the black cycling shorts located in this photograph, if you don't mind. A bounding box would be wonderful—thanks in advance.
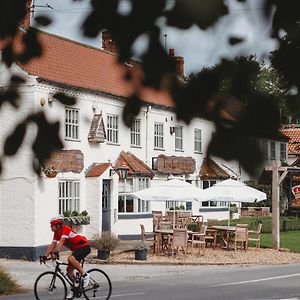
[72,245,91,262]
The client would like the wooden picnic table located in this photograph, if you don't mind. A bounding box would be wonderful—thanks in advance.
[211,225,236,250]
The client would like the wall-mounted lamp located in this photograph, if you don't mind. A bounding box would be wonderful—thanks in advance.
[170,126,175,134]
[110,163,129,179]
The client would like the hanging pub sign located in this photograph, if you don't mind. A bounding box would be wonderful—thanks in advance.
[45,150,84,173]
[291,185,300,207]
[156,154,195,174]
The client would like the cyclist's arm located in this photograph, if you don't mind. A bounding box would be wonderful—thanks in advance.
[44,242,56,257]
[55,237,67,253]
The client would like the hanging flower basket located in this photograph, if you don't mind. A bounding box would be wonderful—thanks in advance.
[46,171,57,178]
[43,166,57,178]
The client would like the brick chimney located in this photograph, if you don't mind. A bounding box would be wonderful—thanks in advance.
[102,30,118,54]
[20,0,32,30]
[169,48,184,79]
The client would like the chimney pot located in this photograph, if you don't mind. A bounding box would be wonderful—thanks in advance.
[169,48,175,56]
[169,48,184,78]
[102,30,118,54]
[20,0,32,29]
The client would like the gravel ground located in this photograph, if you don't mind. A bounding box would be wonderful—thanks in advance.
[90,247,300,266]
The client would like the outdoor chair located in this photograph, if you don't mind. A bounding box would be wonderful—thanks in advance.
[248,223,262,249]
[152,210,163,231]
[167,228,188,255]
[140,224,153,242]
[188,224,207,255]
[157,221,173,252]
[234,224,248,251]
[206,219,218,249]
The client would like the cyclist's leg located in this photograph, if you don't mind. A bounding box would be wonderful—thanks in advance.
[70,246,91,275]
[66,264,75,282]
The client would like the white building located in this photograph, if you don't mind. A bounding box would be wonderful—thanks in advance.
[0,13,288,260]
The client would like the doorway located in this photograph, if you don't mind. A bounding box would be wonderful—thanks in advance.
[102,179,111,232]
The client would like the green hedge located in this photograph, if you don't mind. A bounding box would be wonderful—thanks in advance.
[188,216,300,233]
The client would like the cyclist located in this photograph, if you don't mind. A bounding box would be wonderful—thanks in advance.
[41,215,91,299]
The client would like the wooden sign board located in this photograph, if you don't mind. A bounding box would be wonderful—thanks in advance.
[46,150,84,173]
[157,155,195,174]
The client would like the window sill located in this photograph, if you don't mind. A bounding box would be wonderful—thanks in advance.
[130,145,142,149]
[175,149,184,152]
[118,213,152,219]
[154,148,165,151]
[194,151,203,154]
[65,138,81,142]
[106,142,120,146]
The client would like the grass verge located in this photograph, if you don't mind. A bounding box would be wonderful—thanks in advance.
[0,264,19,295]
[255,231,300,252]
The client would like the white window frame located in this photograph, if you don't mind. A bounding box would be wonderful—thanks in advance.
[280,143,287,161]
[118,177,150,213]
[175,125,183,151]
[270,141,276,160]
[194,128,202,153]
[261,139,269,159]
[58,180,80,214]
[130,118,141,147]
[107,114,119,144]
[65,107,79,140]
[154,122,164,150]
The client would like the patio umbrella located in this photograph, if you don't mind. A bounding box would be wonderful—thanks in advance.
[200,179,267,225]
[132,179,204,227]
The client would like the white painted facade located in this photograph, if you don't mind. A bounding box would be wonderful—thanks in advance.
[0,59,287,260]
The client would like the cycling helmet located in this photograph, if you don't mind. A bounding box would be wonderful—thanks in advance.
[50,215,63,226]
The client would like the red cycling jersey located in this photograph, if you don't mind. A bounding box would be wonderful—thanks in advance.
[53,225,89,252]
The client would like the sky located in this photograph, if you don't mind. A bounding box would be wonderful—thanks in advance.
[31,0,278,76]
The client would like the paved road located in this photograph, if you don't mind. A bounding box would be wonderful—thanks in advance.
[1,260,300,299]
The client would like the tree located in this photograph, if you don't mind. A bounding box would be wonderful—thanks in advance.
[0,0,299,177]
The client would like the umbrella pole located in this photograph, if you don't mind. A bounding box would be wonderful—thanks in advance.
[228,202,230,226]
[173,209,176,229]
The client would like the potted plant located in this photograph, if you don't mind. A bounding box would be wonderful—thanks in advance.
[134,241,149,261]
[92,231,120,260]
[43,165,57,178]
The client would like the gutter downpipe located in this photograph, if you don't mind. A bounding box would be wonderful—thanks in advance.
[145,105,151,165]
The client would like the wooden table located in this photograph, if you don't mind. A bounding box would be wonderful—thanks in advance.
[211,225,236,250]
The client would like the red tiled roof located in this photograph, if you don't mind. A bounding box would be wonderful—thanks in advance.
[114,151,154,177]
[281,129,300,155]
[85,163,111,177]
[199,157,230,180]
[12,29,174,108]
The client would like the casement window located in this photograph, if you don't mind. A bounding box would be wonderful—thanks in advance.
[154,122,164,149]
[65,107,79,140]
[131,119,141,147]
[58,180,80,214]
[261,139,269,159]
[107,114,119,144]
[194,128,202,153]
[270,141,276,160]
[280,143,287,161]
[175,126,183,151]
[118,178,150,213]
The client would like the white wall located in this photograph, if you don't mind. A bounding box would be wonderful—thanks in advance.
[0,64,253,249]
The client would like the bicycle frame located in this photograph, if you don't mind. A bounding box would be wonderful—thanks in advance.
[46,259,97,298]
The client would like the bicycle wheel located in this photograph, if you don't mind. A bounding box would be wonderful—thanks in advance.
[83,268,112,300]
[34,271,67,300]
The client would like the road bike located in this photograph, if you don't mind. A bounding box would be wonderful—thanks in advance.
[34,256,112,299]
